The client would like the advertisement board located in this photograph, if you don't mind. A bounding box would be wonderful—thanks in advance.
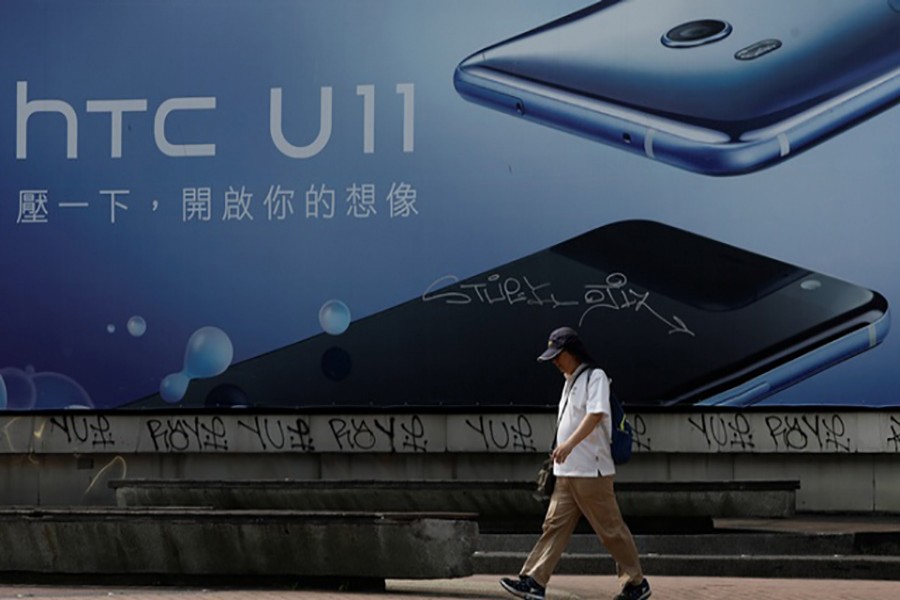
[2,0,898,411]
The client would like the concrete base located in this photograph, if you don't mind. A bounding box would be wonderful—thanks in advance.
[111,479,799,527]
[476,529,900,580]
[0,508,477,581]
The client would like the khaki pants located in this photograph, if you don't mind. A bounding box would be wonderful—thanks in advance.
[521,475,644,588]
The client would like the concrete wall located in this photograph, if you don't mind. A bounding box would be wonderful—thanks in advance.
[1,410,898,512]
[0,507,477,580]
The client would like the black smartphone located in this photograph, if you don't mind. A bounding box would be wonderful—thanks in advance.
[132,220,889,410]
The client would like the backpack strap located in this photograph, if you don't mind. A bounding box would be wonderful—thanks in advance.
[552,365,591,450]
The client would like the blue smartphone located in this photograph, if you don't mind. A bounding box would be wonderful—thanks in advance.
[132,220,889,409]
[454,0,900,176]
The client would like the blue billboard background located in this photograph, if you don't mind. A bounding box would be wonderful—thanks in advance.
[1,0,898,409]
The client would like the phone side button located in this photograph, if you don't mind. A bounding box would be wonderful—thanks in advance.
[644,128,656,159]
[777,133,791,157]
[868,323,878,348]
[712,382,771,407]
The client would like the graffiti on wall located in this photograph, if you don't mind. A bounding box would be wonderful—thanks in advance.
[2,411,899,455]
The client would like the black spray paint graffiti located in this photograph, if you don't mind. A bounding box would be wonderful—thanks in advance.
[237,416,315,452]
[688,413,756,451]
[35,411,878,455]
[464,415,537,452]
[49,415,115,448]
[631,414,651,452]
[765,414,852,452]
[146,416,229,452]
[888,417,900,452]
[328,415,428,452]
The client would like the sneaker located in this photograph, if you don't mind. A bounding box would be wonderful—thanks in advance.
[613,578,651,600]
[500,575,546,600]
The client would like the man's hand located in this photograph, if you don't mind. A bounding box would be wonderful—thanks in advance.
[552,440,575,464]
[553,412,604,464]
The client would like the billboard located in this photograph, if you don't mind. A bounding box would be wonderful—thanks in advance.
[2,0,898,411]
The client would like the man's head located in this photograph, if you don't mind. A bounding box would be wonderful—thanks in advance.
[537,326,589,375]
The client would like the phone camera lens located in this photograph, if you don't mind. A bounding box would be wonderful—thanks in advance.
[662,19,732,48]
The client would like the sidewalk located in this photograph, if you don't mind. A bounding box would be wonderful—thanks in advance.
[3,575,900,600]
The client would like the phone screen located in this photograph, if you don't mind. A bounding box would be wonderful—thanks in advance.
[134,220,887,410]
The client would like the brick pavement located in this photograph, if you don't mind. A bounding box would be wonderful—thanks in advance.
[2,575,900,600]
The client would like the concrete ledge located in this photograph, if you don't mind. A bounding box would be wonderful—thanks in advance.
[111,479,799,521]
[0,508,477,581]
[619,480,798,520]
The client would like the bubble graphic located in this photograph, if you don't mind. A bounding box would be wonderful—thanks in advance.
[205,384,250,409]
[321,347,352,381]
[0,366,93,410]
[184,326,234,378]
[32,372,93,409]
[107,324,116,334]
[319,300,351,335]
[158,326,235,404]
[160,373,190,404]
[127,316,147,337]
[0,367,37,410]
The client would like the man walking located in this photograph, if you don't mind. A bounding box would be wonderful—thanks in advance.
[500,326,650,600]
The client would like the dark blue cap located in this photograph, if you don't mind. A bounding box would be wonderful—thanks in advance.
[537,326,580,361]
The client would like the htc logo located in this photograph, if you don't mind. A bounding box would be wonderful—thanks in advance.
[16,81,415,160]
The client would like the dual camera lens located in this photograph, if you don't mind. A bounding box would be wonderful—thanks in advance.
[662,19,732,48]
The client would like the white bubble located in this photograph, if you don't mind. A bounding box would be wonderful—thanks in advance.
[127,316,147,337]
[319,300,351,335]
[107,324,116,334]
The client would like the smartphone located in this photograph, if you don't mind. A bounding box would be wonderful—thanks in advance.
[132,220,889,409]
[453,0,900,176]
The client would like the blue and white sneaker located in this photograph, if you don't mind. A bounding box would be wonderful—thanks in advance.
[613,578,651,600]
[500,575,546,600]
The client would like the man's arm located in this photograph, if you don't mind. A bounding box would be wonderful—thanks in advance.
[551,412,604,464]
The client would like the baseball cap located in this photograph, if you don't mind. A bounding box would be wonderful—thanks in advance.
[537,326,581,361]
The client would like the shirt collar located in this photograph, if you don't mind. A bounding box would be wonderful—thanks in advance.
[563,362,590,396]
[566,362,590,382]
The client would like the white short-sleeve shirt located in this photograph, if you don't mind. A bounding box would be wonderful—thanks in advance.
[554,365,615,477]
